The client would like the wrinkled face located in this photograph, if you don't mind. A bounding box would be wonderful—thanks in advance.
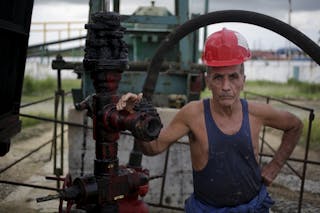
[205,64,245,107]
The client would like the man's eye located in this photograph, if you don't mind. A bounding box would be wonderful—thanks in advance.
[230,74,239,79]
[213,75,222,80]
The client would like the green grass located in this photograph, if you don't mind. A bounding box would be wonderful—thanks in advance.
[22,75,56,96]
[201,79,320,100]
[244,79,320,100]
[22,75,81,102]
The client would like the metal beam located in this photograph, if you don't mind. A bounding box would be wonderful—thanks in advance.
[176,0,191,69]
[121,15,178,25]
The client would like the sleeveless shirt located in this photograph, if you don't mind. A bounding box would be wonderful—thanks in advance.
[193,99,262,207]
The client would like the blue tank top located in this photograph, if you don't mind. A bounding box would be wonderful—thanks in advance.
[193,99,262,207]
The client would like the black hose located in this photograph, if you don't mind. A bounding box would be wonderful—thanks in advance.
[143,10,320,100]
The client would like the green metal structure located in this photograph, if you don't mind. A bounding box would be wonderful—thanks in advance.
[82,0,204,107]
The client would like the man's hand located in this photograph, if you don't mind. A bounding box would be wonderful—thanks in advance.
[116,92,143,113]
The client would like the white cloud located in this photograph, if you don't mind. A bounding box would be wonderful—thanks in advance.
[291,11,320,43]
[29,1,320,50]
[29,3,89,45]
[31,3,89,22]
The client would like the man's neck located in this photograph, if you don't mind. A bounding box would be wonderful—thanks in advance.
[210,98,242,118]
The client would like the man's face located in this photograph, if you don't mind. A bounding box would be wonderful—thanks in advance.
[205,64,245,107]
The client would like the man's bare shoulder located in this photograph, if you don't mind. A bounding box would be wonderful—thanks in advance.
[247,100,299,127]
[247,100,271,115]
[180,99,204,114]
[247,100,282,117]
[173,99,204,123]
[246,100,275,126]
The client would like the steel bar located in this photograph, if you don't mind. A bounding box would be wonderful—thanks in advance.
[146,202,184,211]
[20,92,71,108]
[20,96,55,108]
[19,113,92,129]
[28,35,86,49]
[243,91,314,112]
[0,180,59,191]
[259,97,270,165]
[159,147,170,206]
[298,111,315,212]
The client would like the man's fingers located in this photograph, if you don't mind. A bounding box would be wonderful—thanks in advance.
[122,92,138,102]
[137,93,143,101]
[116,93,143,112]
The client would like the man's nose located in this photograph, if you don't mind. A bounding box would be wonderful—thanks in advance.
[221,78,231,91]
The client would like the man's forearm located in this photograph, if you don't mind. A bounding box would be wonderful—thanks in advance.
[272,121,303,167]
[261,120,303,185]
[137,140,160,156]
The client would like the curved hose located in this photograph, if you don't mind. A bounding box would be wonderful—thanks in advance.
[143,10,320,100]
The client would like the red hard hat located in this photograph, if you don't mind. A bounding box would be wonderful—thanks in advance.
[202,28,251,67]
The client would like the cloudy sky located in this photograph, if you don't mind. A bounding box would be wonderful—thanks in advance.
[30,0,320,50]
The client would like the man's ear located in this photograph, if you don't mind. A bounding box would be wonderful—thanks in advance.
[240,75,246,91]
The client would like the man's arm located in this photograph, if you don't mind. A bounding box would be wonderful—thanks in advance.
[257,103,303,185]
[138,110,190,155]
[116,93,190,156]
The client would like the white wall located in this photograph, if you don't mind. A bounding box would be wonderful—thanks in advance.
[245,60,320,83]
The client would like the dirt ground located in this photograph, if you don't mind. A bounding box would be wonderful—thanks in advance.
[0,99,319,213]
[0,123,64,213]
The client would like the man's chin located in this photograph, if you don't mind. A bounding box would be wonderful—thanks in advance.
[218,97,235,106]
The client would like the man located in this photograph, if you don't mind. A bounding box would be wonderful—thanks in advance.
[116,28,303,212]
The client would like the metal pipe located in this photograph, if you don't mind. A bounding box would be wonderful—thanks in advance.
[147,202,184,211]
[259,97,269,165]
[60,89,65,180]
[113,0,119,12]
[51,60,205,73]
[0,180,59,192]
[53,11,162,212]
[20,95,56,108]
[104,0,110,12]
[80,116,88,176]
[243,91,314,112]
[19,113,92,129]
[203,0,209,45]
[53,90,60,188]
[28,35,86,49]
[159,147,170,205]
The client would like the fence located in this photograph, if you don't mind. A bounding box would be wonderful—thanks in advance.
[244,91,318,212]
[30,21,87,50]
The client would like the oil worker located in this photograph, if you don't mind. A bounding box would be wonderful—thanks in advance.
[116,28,303,212]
